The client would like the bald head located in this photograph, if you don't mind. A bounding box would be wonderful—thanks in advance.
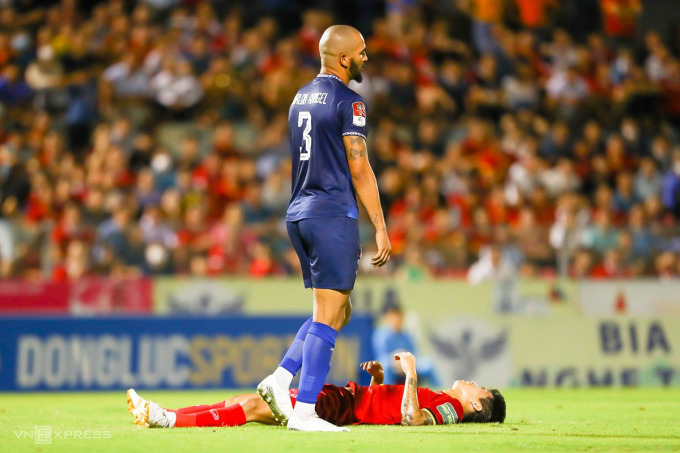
[319,25,367,84]
[319,25,363,60]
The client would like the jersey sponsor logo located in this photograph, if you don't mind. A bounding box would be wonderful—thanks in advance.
[210,409,220,420]
[436,402,459,424]
[352,102,366,127]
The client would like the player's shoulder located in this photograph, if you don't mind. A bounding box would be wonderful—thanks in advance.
[334,85,366,125]
[312,75,362,102]
[296,77,318,94]
[336,83,365,104]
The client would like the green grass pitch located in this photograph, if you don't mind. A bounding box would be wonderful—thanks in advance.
[1,388,678,452]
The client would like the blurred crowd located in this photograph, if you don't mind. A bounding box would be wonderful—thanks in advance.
[1,0,680,281]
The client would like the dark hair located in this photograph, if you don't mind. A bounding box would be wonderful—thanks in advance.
[462,389,506,423]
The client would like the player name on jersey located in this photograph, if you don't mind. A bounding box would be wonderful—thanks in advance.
[292,92,328,105]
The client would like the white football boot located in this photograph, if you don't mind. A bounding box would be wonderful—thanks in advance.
[127,389,148,426]
[257,374,294,425]
[144,400,175,428]
[287,412,350,432]
[127,388,142,414]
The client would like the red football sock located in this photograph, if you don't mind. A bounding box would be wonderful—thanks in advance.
[168,401,226,414]
[174,404,246,428]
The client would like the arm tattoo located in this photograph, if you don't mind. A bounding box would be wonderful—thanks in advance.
[371,213,379,225]
[400,376,420,426]
[400,375,435,426]
[347,137,366,160]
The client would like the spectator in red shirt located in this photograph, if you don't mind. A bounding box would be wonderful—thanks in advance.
[600,0,641,42]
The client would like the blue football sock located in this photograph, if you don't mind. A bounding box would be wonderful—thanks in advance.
[296,322,338,404]
[279,317,313,375]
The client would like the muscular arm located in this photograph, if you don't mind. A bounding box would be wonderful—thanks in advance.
[400,374,437,426]
[345,135,386,230]
[344,135,391,267]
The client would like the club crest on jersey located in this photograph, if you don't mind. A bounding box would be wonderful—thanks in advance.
[352,102,366,127]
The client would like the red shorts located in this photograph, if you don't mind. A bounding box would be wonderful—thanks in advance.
[289,384,357,426]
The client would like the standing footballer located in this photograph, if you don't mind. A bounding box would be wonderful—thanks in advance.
[257,25,391,432]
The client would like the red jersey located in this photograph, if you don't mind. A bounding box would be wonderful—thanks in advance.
[291,382,464,426]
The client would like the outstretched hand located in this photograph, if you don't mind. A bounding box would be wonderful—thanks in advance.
[360,360,384,385]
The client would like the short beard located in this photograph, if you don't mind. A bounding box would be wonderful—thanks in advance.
[349,58,363,83]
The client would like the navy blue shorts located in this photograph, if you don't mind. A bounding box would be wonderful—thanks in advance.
[287,217,361,291]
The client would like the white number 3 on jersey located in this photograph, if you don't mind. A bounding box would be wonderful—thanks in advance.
[298,111,312,161]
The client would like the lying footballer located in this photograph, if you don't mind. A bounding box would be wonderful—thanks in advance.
[127,352,506,430]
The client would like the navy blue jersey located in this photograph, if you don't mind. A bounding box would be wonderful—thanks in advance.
[286,73,368,221]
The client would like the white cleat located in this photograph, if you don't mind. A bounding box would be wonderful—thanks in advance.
[127,388,148,426]
[144,400,174,428]
[257,374,294,426]
[287,412,350,432]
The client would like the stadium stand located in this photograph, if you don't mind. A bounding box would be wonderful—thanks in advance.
[1,0,680,282]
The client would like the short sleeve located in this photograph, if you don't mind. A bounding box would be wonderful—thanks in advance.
[422,394,464,425]
[338,97,368,140]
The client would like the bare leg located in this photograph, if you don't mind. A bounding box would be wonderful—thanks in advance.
[341,298,352,329]
[312,288,351,330]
